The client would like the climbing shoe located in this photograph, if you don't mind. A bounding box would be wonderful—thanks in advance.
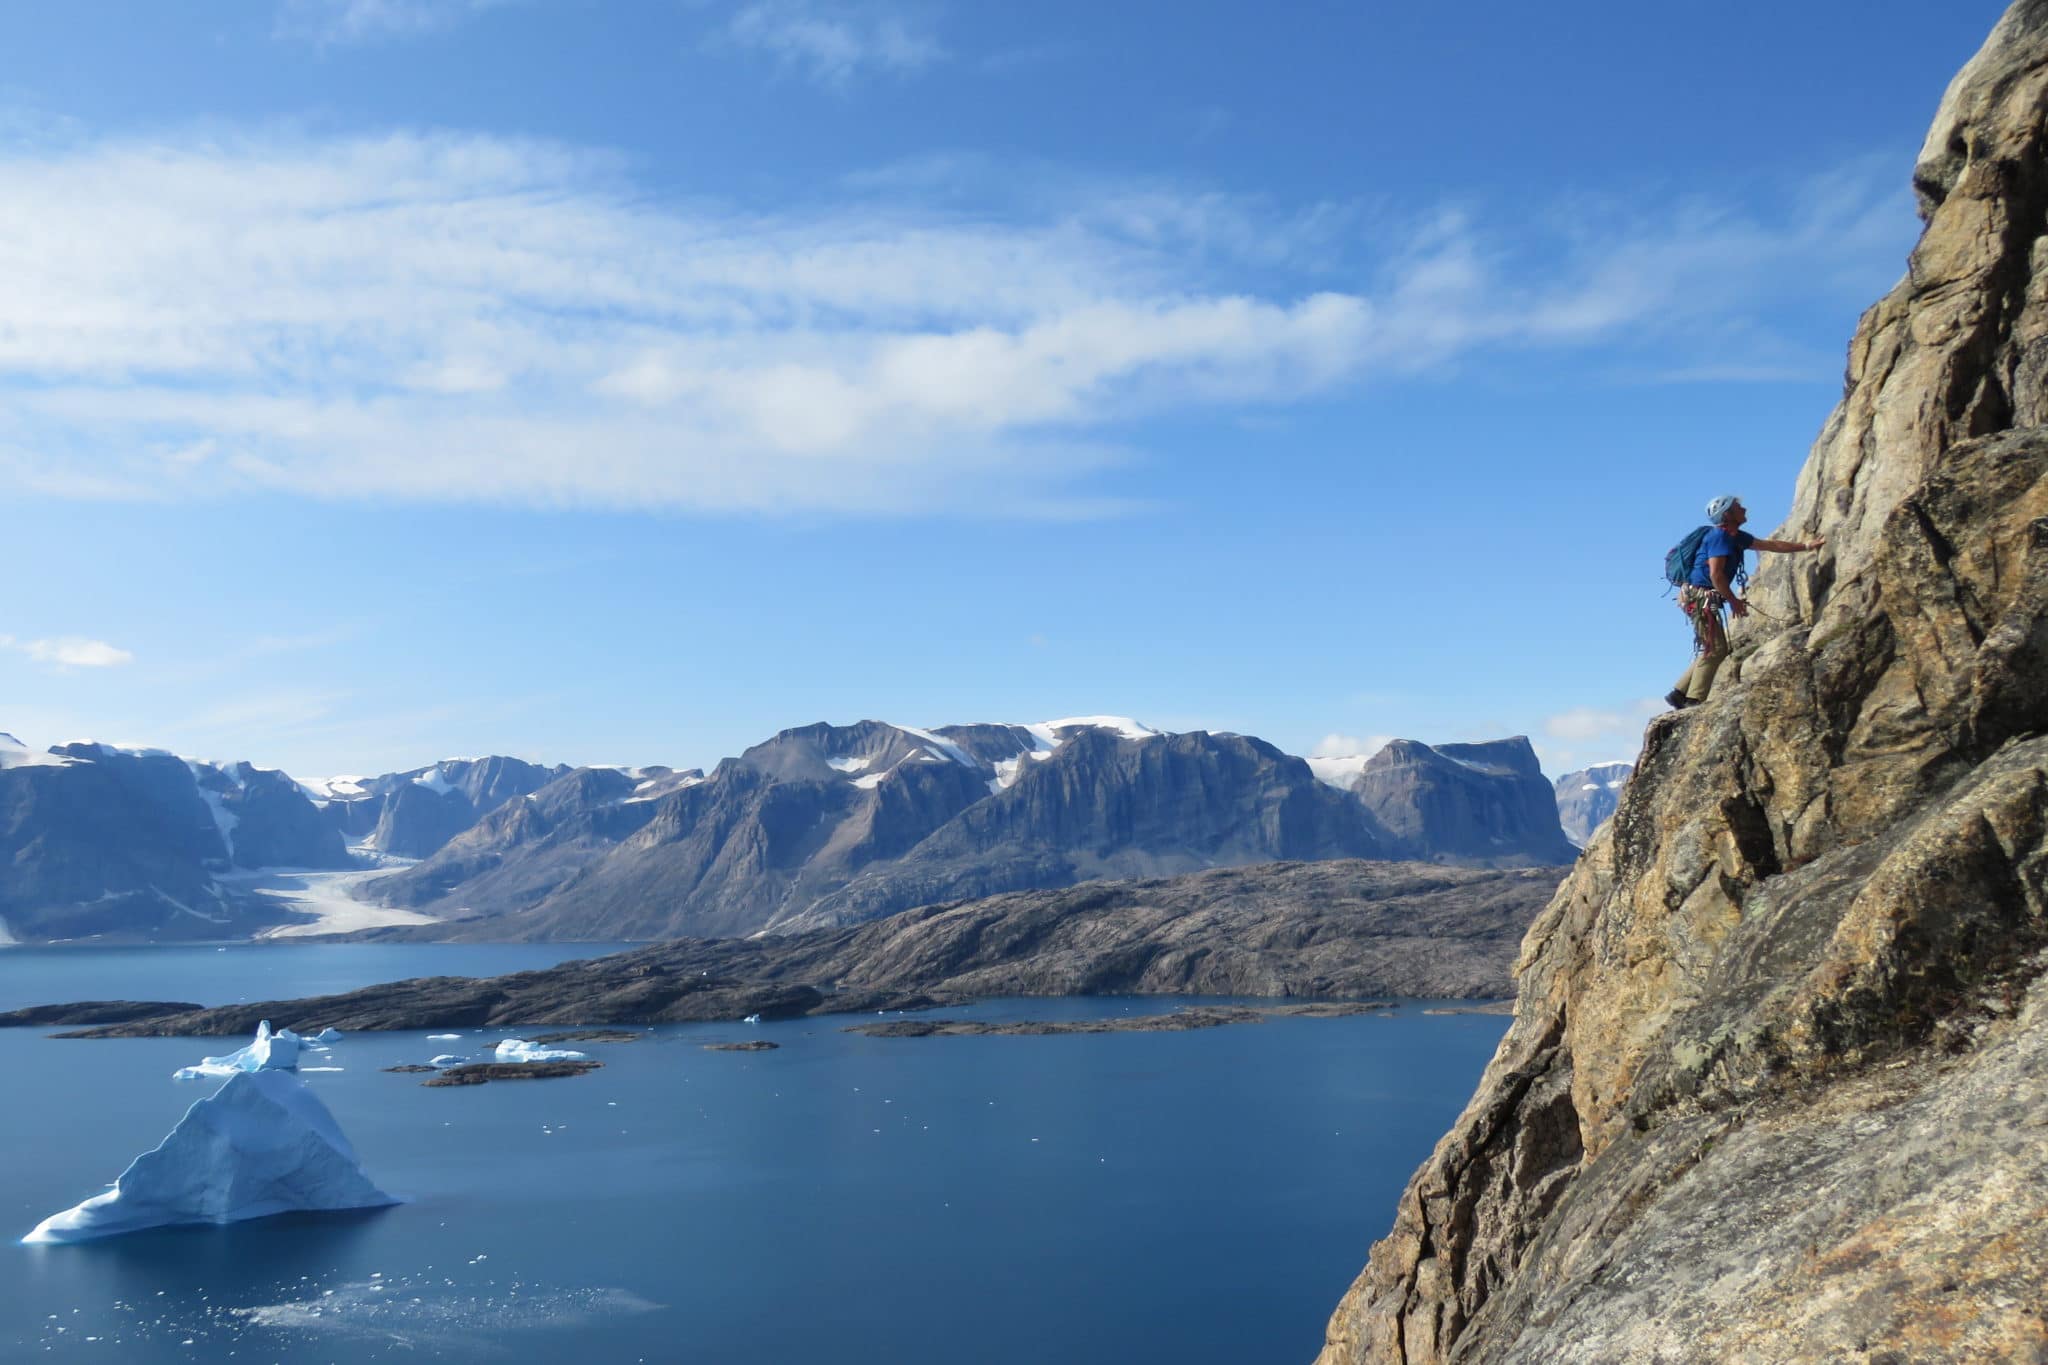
[1664,689,1694,710]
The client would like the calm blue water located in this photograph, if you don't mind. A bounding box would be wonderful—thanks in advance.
[0,946,1506,1364]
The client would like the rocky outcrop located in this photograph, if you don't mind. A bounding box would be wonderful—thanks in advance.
[202,763,350,869]
[1356,739,1579,868]
[1551,762,1632,847]
[313,756,571,857]
[30,859,1565,1036]
[1317,7,2048,1361]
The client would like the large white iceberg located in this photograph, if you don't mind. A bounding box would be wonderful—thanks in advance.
[493,1039,588,1063]
[173,1020,302,1080]
[22,1068,398,1244]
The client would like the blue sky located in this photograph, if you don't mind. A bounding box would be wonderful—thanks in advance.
[0,0,2013,780]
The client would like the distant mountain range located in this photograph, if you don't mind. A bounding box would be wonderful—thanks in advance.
[1552,762,1635,846]
[0,719,1586,944]
[0,735,347,940]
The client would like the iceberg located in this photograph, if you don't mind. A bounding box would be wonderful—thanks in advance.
[173,1020,301,1080]
[23,1068,398,1244]
[428,1054,467,1067]
[493,1039,588,1063]
[310,1028,344,1044]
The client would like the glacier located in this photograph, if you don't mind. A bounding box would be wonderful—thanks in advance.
[22,1067,398,1244]
[173,1019,301,1080]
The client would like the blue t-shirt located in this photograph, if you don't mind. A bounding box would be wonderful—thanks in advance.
[1689,527,1755,588]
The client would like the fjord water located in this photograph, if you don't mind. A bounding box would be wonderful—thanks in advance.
[0,946,1507,1363]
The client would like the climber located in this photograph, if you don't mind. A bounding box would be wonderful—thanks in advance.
[1666,495,1825,709]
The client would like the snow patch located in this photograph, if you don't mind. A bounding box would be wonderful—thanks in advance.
[1033,716,1158,742]
[827,755,873,773]
[0,734,76,769]
[894,725,977,768]
[189,770,241,862]
[298,775,368,801]
[411,765,456,796]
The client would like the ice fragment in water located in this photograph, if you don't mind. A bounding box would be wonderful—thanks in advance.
[22,1069,398,1244]
[493,1039,588,1063]
[429,1055,467,1067]
[173,1020,302,1080]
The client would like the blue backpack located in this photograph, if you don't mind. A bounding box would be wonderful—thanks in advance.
[1664,525,1748,589]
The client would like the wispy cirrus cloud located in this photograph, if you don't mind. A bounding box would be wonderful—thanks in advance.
[716,0,945,88]
[0,125,1915,518]
[273,0,523,45]
[0,635,135,668]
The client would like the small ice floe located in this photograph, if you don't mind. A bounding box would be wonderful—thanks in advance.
[428,1055,468,1068]
[309,1028,344,1044]
[22,1069,398,1243]
[427,1034,462,1041]
[492,1039,588,1063]
[173,1021,301,1080]
[742,1014,762,1024]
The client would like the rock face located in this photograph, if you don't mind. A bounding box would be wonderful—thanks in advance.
[367,721,1576,942]
[1355,739,1580,868]
[311,756,571,857]
[1550,762,1633,847]
[1317,8,2048,1361]
[0,743,347,942]
[40,860,1566,1036]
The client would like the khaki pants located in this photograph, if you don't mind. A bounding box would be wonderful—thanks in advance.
[1675,587,1730,702]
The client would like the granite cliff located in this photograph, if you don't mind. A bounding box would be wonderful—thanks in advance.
[1318,6,2048,1360]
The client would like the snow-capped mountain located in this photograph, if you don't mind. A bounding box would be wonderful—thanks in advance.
[1552,761,1635,846]
[0,739,348,942]
[1,718,1584,944]
[301,756,573,857]
[361,718,1578,942]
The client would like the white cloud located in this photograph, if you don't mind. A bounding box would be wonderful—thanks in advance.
[0,128,1914,517]
[1312,732,1393,758]
[1543,701,1661,743]
[720,1,944,88]
[273,0,521,45]
[1538,699,1661,773]
[10,637,135,668]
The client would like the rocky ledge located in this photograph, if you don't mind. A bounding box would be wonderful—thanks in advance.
[1318,6,2048,1361]
[16,860,1559,1038]
[846,1001,1392,1038]
[421,1060,603,1086]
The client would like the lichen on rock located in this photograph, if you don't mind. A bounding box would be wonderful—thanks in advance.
[1317,5,2048,1360]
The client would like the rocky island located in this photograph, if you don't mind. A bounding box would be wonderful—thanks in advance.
[1317,5,2048,1360]
[3,860,1562,1037]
